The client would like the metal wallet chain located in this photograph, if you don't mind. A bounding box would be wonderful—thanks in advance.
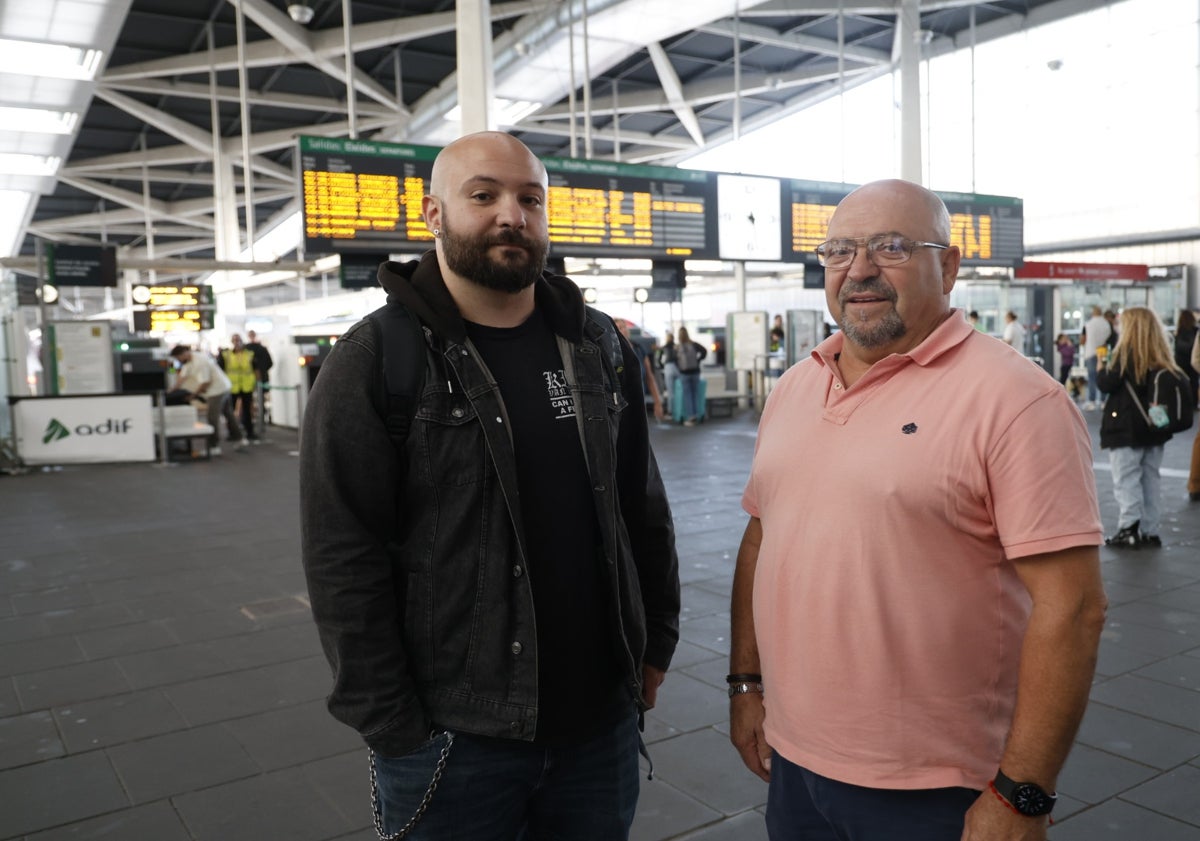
[368,731,455,840]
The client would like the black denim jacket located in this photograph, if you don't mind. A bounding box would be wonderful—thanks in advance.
[300,253,680,756]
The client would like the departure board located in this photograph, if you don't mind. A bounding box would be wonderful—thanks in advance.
[541,157,717,258]
[300,136,438,253]
[783,180,1024,268]
[299,136,718,258]
[130,284,215,333]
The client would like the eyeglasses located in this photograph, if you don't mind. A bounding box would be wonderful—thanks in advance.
[815,234,949,269]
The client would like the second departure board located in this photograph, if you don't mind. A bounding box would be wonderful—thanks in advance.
[299,136,718,259]
[785,179,1024,268]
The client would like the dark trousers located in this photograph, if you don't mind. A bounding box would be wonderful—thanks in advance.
[231,389,256,439]
[371,707,640,840]
[765,751,980,841]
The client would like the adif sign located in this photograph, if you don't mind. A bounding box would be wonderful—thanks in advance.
[14,395,155,465]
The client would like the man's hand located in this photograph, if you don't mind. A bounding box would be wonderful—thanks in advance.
[729,691,771,782]
[961,790,1048,841]
[642,664,666,709]
[652,399,665,422]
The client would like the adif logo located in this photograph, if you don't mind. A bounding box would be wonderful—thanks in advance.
[43,418,70,444]
[42,417,133,444]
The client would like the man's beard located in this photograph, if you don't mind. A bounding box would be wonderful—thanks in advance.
[836,278,906,349]
[440,222,548,293]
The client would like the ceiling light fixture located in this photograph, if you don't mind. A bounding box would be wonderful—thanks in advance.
[288,2,316,24]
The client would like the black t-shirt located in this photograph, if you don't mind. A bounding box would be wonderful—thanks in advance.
[466,310,625,745]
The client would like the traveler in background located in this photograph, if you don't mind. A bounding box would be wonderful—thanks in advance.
[1002,310,1026,354]
[300,131,679,841]
[659,329,680,413]
[219,334,259,443]
[244,329,274,425]
[169,344,244,455]
[1081,305,1113,410]
[770,314,785,351]
[1173,309,1198,407]
[967,309,982,330]
[730,179,1106,841]
[616,318,665,422]
[674,326,707,426]
[1056,333,1076,387]
[1190,329,1200,502]
[1105,309,1120,349]
[1098,307,1189,547]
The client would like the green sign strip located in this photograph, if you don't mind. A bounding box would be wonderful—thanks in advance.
[299,135,441,162]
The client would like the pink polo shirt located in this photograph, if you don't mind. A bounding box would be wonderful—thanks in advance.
[742,312,1101,791]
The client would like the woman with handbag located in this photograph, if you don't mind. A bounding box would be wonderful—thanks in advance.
[1097,307,1187,548]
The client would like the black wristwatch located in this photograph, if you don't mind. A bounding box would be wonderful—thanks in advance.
[992,769,1057,817]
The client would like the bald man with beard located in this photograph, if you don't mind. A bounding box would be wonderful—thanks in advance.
[300,132,679,840]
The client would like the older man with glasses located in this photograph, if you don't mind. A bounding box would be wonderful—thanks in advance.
[729,179,1107,841]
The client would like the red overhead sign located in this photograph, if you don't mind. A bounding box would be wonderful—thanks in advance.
[1014,261,1149,281]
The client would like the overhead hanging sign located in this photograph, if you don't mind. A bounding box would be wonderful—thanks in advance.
[338,252,388,289]
[131,284,216,332]
[47,244,118,287]
[1014,262,1149,282]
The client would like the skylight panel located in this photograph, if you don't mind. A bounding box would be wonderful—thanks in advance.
[0,38,103,81]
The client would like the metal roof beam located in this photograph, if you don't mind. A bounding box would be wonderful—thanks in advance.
[93,88,216,155]
[98,79,394,118]
[66,116,393,180]
[647,43,705,147]
[696,20,890,64]
[529,60,874,118]
[513,122,698,150]
[231,0,400,112]
[100,1,534,84]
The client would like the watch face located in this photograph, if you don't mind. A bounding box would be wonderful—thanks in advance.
[1013,784,1052,816]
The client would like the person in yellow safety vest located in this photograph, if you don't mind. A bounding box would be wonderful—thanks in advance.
[220,334,260,443]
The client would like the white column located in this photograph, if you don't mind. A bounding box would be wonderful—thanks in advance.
[456,0,496,134]
[897,0,923,183]
[734,261,748,405]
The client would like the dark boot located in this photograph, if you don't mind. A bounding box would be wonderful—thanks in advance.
[1105,521,1141,548]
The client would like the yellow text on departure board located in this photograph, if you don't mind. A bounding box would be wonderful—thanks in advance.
[950,213,992,260]
[791,202,839,255]
[303,170,432,240]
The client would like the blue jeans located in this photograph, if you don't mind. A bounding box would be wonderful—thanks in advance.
[371,708,640,840]
[1086,355,1100,403]
[1109,445,1164,536]
[765,752,980,841]
[680,371,701,421]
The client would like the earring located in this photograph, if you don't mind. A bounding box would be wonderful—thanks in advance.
[432,228,440,237]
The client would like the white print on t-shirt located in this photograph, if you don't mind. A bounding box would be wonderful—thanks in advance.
[544,369,576,419]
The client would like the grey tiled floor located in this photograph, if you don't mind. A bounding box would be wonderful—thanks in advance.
[1,405,1199,840]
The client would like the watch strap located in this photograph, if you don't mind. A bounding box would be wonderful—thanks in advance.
[992,769,1057,816]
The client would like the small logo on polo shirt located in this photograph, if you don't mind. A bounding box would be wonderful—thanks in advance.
[901,422,917,434]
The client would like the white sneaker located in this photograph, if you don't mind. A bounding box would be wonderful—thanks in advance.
[210,447,222,456]
[1082,401,1095,411]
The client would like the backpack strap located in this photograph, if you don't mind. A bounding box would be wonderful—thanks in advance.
[367,302,427,449]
